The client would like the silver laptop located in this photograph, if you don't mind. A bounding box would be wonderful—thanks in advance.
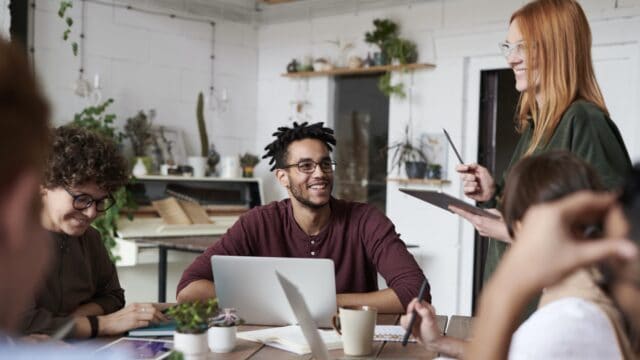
[211,255,337,327]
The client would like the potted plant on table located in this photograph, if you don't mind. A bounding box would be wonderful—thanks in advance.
[239,153,260,178]
[166,299,218,357]
[208,308,244,353]
[383,124,428,179]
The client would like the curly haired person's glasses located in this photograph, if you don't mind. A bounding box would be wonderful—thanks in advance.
[282,159,336,174]
[64,187,115,212]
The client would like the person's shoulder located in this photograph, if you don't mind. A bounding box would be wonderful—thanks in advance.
[332,198,380,217]
[240,199,289,221]
[81,227,104,246]
[562,100,608,127]
[509,297,621,359]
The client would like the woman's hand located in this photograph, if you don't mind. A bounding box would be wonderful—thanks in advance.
[400,298,442,347]
[98,303,168,336]
[449,206,511,242]
[456,164,495,202]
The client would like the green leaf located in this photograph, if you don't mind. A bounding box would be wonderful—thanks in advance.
[72,42,78,56]
[66,17,73,27]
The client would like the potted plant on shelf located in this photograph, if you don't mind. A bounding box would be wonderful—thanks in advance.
[166,299,218,357]
[124,110,153,177]
[189,91,209,178]
[208,308,244,353]
[239,153,260,178]
[383,125,428,179]
[364,18,399,66]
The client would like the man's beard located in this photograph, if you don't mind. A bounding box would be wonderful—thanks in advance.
[288,178,332,210]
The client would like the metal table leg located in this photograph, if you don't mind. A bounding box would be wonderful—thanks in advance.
[158,246,167,302]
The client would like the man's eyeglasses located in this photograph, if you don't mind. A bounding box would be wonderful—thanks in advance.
[64,187,115,212]
[499,41,527,58]
[282,159,336,174]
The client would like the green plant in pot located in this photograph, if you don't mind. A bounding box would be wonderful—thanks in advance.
[124,110,153,176]
[386,37,418,65]
[166,299,218,356]
[71,98,137,261]
[208,308,244,353]
[189,92,209,178]
[383,125,428,179]
[239,153,260,178]
[365,18,398,65]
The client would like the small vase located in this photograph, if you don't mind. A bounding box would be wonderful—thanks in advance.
[208,326,237,353]
[132,157,148,177]
[242,166,254,178]
[173,332,208,355]
[405,161,427,179]
[188,156,207,178]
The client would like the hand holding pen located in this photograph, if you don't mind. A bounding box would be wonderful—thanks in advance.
[401,278,430,346]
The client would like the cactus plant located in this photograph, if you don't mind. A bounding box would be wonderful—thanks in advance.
[196,92,209,157]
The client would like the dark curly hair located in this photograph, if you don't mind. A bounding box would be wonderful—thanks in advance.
[44,125,128,193]
[262,122,336,171]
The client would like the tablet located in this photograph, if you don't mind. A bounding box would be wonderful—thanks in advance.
[95,338,173,360]
[400,189,500,219]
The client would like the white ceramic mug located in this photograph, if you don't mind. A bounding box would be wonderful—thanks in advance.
[332,306,377,356]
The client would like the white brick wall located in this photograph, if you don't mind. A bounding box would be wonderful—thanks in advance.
[0,0,9,39]
[32,0,258,159]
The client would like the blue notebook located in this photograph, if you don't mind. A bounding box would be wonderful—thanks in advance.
[127,321,176,337]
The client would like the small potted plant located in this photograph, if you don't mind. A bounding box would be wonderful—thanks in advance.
[239,153,260,178]
[383,124,428,179]
[426,163,442,180]
[364,18,399,66]
[166,299,218,357]
[124,110,153,176]
[208,308,244,353]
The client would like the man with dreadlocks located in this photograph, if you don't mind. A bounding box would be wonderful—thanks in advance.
[177,122,428,313]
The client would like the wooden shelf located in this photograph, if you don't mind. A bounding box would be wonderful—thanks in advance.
[282,63,435,78]
[387,178,451,186]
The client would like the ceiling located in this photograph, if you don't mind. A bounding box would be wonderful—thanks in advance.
[137,0,438,25]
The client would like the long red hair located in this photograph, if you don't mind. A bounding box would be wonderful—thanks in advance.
[511,0,607,155]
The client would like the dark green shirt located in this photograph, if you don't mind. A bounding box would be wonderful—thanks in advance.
[484,100,632,285]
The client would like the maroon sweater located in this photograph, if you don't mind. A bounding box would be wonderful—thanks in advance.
[177,198,429,308]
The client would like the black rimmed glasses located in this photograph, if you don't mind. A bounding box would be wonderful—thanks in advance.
[499,41,527,58]
[64,187,115,212]
[282,159,336,174]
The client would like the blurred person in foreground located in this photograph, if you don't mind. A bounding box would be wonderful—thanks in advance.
[0,38,122,358]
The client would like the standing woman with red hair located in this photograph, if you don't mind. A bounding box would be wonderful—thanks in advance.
[453,0,632,286]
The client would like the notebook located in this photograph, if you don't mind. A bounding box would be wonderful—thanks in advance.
[128,321,176,337]
[237,325,342,355]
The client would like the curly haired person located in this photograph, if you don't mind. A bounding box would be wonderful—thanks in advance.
[20,125,168,339]
[177,122,428,313]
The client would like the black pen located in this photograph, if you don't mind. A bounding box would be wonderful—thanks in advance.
[402,278,429,346]
[443,128,464,165]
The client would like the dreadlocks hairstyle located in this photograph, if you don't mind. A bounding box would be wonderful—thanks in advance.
[262,122,336,171]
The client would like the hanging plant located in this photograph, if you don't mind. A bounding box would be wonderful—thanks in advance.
[58,0,79,56]
[378,72,406,98]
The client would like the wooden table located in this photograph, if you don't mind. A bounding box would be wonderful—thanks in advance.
[92,314,472,359]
